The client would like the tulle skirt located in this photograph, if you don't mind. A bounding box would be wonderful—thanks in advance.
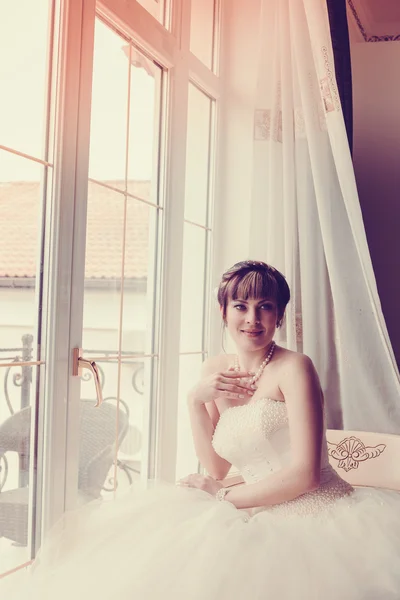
[2,481,400,600]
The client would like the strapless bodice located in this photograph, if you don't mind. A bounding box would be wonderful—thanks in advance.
[212,397,332,485]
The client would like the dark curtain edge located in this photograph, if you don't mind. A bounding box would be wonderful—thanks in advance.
[326,0,353,155]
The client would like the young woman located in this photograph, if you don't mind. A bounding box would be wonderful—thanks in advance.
[4,261,400,599]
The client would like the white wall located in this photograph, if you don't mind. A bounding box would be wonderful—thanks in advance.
[351,41,400,365]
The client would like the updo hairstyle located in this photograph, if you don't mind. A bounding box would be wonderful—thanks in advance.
[217,260,290,328]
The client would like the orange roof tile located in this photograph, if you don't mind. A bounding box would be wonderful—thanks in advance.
[0,180,152,279]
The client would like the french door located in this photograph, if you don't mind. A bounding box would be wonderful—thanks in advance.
[0,0,220,577]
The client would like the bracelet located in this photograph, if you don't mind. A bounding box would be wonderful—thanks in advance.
[215,487,230,502]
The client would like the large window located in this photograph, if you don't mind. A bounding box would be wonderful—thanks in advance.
[0,0,221,577]
[176,84,215,480]
[78,18,164,497]
[0,0,54,575]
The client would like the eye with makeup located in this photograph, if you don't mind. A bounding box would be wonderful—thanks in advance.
[233,304,246,311]
[233,302,275,311]
[259,302,275,311]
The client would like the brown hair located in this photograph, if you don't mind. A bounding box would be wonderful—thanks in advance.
[217,260,290,327]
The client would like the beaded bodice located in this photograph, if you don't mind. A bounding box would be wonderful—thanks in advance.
[212,398,354,516]
[212,397,331,484]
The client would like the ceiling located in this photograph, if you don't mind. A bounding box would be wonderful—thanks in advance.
[347,0,400,41]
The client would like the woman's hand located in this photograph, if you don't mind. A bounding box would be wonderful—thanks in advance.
[178,474,223,496]
[188,369,255,407]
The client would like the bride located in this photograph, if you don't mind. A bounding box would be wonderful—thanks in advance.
[4,260,400,599]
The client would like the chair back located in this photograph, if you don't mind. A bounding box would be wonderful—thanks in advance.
[0,407,31,456]
[78,399,129,498]
[0,400,129,545]
[0,400,129,496]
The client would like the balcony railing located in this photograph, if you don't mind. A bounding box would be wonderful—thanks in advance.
[1,335,145,498]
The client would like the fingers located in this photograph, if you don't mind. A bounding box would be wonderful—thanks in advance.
[219,377,255,392]
[178,474,199,484]
[222,370,252,378]
[177,474,210,490]
[220,391,252,400]
[221,372,255,390]
[177,475,191,487]
[218,383,254,398]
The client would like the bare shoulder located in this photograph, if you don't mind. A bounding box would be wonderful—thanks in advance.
[201,354,234,377]
[277,347,316,372]
[276,347,322,400]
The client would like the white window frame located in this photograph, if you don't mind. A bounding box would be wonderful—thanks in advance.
[37,0,223,547]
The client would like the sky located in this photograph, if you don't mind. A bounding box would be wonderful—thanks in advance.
[0,0,156,182]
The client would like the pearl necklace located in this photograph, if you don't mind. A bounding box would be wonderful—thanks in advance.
[233,341,276,385]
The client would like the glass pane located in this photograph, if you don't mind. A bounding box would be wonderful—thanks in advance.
[89,20,129,189]
[79,179,125,502]
[180,224,207,353]
[0,150,45,362]
[127,50,162,205]
[190,0,215,69]
[80,172,161,497]
[77,358,150,498]
[78,18,164,503]
[176,354,204,480]
[184,84,212,226]
[82,182,124,353]
[113,356,152,485]
[136,0,167,26]
[121,200,159,356]
[77,362,123,500]
[0,0,51,158]
[0,364,39,573]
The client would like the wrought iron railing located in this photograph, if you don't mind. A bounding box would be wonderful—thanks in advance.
[3,334,34,415]
[1,338,145,416]
[0,335,145,493]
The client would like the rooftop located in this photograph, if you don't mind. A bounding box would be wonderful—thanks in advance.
[0,180,151,280]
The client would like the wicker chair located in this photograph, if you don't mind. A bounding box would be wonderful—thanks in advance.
[0,399,130,546]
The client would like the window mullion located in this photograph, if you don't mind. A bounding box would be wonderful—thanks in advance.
[153,0,191,483]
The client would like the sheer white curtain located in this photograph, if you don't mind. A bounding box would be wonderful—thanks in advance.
[249,0,400,433]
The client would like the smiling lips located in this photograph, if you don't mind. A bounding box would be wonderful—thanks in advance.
[241,330,263,336]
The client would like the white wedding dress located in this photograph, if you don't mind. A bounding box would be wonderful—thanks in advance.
[4,397,400,599]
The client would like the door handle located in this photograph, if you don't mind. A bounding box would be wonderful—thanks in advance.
[72,348,103,407]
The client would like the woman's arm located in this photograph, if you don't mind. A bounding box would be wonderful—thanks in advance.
[187,357,232,481]
[224,353,324,509]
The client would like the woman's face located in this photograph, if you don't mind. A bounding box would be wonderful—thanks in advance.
[224,296,278,351]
